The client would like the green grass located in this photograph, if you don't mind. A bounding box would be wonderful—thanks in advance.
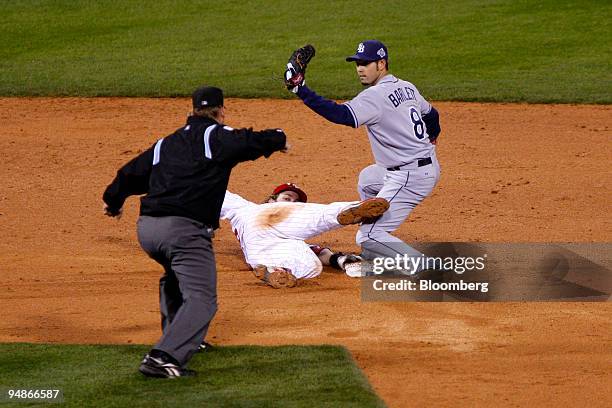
[0,0,610,103]
[0,343,385,407]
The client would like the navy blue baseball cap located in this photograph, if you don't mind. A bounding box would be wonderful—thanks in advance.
[192,86,224,108]
[345,40,388,62]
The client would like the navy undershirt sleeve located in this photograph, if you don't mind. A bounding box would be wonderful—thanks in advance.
[423,106,441,140]
[296,86,356,128]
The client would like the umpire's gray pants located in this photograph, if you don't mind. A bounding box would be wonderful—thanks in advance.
[137,215,217,366]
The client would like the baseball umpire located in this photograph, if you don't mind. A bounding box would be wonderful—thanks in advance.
[102,85,288,378]
[284,40,441,272]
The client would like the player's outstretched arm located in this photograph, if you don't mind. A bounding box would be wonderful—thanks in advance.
[283,44,355,127]
[220,190,252,220]
[296,85,356,127]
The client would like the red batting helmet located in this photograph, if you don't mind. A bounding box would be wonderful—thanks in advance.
[272,182,308,203]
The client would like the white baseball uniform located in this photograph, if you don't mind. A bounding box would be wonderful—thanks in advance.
[220,191,357,279]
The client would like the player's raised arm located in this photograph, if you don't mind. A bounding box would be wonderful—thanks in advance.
[221,190,252,220]
[296,86,357,127]
[284,45,356,127]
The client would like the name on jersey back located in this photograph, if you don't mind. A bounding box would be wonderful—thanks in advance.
[388,87,416,108]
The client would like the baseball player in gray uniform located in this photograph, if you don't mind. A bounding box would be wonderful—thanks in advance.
[285,40,442,272]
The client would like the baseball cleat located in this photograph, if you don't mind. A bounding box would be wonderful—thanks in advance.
[253,265,297,289]
[337,198,390,225]
[139,354,196,378]
[338,254,365,278]
[344,261,365,278]
[343,259,384,278]
[198,341,214,352]
[337,254,363,271]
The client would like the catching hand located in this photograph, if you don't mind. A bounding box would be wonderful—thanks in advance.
[284,44,315,93]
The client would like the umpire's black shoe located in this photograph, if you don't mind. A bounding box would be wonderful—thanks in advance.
[198,341,214,352]
[139,354,197,378]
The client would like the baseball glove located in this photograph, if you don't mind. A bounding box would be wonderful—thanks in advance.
[284,44,316,93]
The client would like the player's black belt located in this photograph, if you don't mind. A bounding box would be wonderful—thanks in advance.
[387,157,432,171]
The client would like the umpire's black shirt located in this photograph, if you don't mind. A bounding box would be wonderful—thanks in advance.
[103,115,286,228]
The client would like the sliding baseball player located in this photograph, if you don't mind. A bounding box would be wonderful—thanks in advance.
[221,183,389,288]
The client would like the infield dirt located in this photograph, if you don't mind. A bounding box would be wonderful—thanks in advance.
[0,98,610,407]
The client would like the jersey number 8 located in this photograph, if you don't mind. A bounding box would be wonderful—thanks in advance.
[409,107,425,139]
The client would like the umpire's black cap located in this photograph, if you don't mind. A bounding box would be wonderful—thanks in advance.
[192,86,224,109]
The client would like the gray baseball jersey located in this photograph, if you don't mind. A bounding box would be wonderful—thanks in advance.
[344,74,435,167]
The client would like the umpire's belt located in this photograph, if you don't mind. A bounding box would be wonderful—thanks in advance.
[387,157,432,171]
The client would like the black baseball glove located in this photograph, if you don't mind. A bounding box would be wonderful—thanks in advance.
[284,44,315,93]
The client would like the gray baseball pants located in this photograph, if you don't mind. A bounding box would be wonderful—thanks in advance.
[356,154,440,269]
[137,215,217,366]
